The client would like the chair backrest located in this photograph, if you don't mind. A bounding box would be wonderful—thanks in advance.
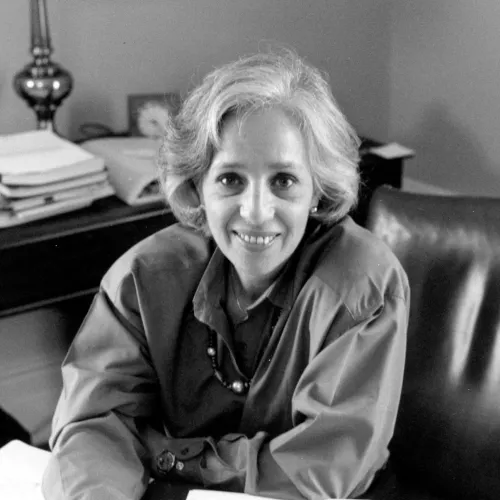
[365,186,500,500]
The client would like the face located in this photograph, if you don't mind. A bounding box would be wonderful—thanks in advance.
[199,107,318,294]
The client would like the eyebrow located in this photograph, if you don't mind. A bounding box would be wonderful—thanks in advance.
[214,161,297,170]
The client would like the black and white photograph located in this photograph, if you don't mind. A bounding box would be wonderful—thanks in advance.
[1,2,499,500]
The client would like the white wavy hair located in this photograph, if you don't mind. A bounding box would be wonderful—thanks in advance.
[158,48,360,233]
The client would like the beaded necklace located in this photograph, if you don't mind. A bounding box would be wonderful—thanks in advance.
[207,331,250,394]
[206,276,281,395]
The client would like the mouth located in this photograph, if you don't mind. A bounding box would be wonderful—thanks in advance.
[233,231,280,247]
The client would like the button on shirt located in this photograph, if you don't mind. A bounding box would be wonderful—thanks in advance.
[42,217,410,500]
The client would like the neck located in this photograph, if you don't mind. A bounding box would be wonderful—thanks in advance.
[230,267,274,306]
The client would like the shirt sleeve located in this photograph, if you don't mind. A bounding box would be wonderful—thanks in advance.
[155,289,408,500]
[42,290,158,500]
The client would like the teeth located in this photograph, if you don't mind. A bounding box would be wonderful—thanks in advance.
[237,233,276,246]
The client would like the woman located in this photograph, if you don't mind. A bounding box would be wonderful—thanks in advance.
[43,50,409,500]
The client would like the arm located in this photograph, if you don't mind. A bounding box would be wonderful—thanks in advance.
[154,291,408,499]
[260,291,408,499]
[42,290,158,500]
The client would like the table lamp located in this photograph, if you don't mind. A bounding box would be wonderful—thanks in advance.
[13,0,73,133]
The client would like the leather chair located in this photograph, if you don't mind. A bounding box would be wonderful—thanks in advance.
[364,186,500,500]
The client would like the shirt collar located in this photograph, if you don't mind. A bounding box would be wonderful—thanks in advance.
[192,246,290,325]
[192,217,337,323]
[268,218,328,310]
[192,247,226,326]
[265,259,295,311]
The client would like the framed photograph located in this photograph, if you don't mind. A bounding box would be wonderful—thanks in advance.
[127,92,181,137]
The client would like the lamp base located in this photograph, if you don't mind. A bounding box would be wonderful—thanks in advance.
[13,54,73,133]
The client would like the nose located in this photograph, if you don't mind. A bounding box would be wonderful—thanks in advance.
[239,183,275,224]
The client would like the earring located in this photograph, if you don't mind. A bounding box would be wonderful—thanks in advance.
[198,204,206,224]
[310,206,318,214]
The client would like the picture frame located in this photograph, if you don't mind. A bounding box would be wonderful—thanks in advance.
[127,92,181,137]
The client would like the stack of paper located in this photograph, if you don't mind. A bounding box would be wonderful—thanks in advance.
[0,130,115,228]
[82,137,164,206]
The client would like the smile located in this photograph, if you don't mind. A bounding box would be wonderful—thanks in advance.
[234,231,279,246]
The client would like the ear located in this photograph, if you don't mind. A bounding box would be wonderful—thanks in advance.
[177,180,202,209]
[311,191,320,210]
[195,179,204,205]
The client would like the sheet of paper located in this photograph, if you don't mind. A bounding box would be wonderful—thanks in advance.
[0,440,50,499]
[187,490,280,500]
[186,489,367,500]
[0,440,50,484]
[82,137,165,205]
[368,142,415,160]
[0,483,44,500]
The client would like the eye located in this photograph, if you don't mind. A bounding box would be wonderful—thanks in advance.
[272,173,297,190]
[217,173,243,187]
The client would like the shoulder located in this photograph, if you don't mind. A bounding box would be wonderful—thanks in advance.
[101,223,213,305]
[308,217,409,320]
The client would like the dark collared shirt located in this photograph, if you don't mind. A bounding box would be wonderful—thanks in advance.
[43,217,410,500]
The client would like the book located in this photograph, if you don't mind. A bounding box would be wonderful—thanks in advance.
[0,171,109,199]
[82,137,165,206]
[0,181,114,212]
[1,160,105,186]
[0,130,105,185]
[0,197,95,228]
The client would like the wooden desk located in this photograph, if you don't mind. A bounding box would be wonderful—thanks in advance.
[0,197,175,317]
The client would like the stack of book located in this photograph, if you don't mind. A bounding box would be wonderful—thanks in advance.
[0,130,115,228]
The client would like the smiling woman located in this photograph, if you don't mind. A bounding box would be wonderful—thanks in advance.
[43,49,410,500]
[200,108,317,300]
